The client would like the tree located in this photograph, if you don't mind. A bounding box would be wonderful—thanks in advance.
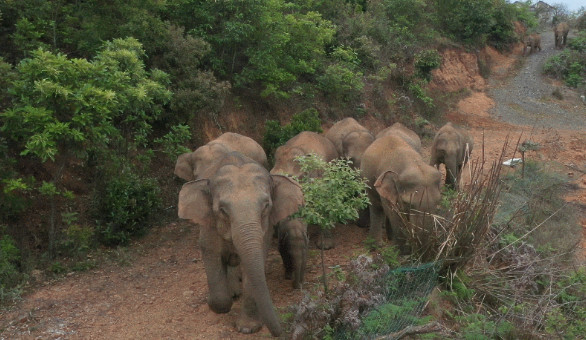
[0,37,172,256]
[293,154,370,293]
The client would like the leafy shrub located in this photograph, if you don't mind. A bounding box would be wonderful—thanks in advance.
[414,49,442,81]
[318,62,364,104]
[0,229,23,303]
[544,32,586,89]
[93,172,162,246]
[262,108,323,165]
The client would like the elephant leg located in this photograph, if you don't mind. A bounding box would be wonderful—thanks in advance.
[227,265,242,298]
[368,203,386,246]
[356,207,370,228]
[200,244,233,313]
[388,211,410,255]
[277,227,294,280]
[236,278,263,334]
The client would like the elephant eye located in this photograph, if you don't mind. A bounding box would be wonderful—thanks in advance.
[219,206,229,217]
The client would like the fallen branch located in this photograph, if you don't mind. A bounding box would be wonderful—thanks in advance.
[375,321,448,340]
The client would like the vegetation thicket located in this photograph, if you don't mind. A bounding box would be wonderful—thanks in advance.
[0,0,584,338]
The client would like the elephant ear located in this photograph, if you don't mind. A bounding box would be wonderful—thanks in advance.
[374,170,399,205]
[174,152,196,181]
[178,179,212,227]
[270,175,305,226]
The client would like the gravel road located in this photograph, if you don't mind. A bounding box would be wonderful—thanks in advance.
[489,29,585,130]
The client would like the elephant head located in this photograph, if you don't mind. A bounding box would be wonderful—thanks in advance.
[342,131,374,169]
[374,168,442,252]
[430,123,473,190]
[178,152,303,336]
[174,142,231,181]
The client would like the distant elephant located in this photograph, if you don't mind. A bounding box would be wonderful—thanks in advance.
[325,117,374,169]
[429,122,473,190]
[523,34,541,56]
[554,22,569,49]
[178,151,304,336]
[174,132,268,181]
[375,122,422,154]
[276,218,308,289]
[360,135,442,251]
[270,131,338,249]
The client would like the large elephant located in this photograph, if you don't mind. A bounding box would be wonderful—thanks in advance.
[375,122,422,154]
[360,135,442,251]
[429,122,474,190]
[276,218,308,289]
[174,132,268,181]
[270,131,338,249]
[554,22,569,49]
[523,34,541,56]
[178,151,304,336]
[324,117,374,169]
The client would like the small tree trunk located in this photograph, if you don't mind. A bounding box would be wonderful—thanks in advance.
[320,230,328,295]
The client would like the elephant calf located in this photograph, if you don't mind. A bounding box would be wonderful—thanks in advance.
[361,135,442,251]
[325,117,374,169]
[375,122,422,154]
[429,122,473,190]
[523,34,541,56]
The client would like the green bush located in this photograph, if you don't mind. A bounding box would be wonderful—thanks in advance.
[318,61,364,104]
[414,49,442,81]
[0,229,22,301]
[93,172,162,246]
[544,32,586,88]
[262,108,323,165]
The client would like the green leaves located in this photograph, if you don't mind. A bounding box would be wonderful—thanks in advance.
[293,154,370,230]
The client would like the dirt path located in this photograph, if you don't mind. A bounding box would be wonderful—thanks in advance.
[1,35,585,339]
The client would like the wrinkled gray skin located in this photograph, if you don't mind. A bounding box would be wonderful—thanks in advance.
[270,131,338,250]
[276,218,308,289]
[523,34,541,56]
[174,132,268,181]
[178,151,303,336]
[361,135,442,252]
[325,117,374,169]
[554,22,569,49]
[430,122,474,190]
[376,122,422,154]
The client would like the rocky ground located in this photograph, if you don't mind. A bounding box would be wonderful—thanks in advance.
[1,30,584,340]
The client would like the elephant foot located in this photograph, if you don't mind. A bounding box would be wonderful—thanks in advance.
[208,296,233,314]
[236,314,263,334]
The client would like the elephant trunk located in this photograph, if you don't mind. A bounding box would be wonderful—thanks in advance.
[233,222,282,337]
[445,156,459,189]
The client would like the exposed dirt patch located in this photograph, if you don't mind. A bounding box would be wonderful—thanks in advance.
[1,39,585,339]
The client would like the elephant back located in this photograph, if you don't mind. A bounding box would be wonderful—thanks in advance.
[325,117,371,156]
[213,132,268,168]
[375,122,422,154]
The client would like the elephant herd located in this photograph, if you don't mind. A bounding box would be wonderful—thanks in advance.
[523,21,570,56]
[175,119,473,336]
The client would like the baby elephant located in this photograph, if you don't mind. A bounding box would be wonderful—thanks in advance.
[276,218,308,289]
[554,22,569,49]
[430,122,473,190]
[523,34,541,56]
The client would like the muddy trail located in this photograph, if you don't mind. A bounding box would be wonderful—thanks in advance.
[1,31,585,340]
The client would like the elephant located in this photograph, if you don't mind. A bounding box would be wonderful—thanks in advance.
[360,135,442,251]
[523,34,541,56]
[429,122,474,190]
[375,122,422,154]
[178,151,304,336]
[324,117,374,169]
[174,132,268,181]
[270,131,338,178]
[554,22,569,49]
[276,218,308,289]
[270,131,338,249]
